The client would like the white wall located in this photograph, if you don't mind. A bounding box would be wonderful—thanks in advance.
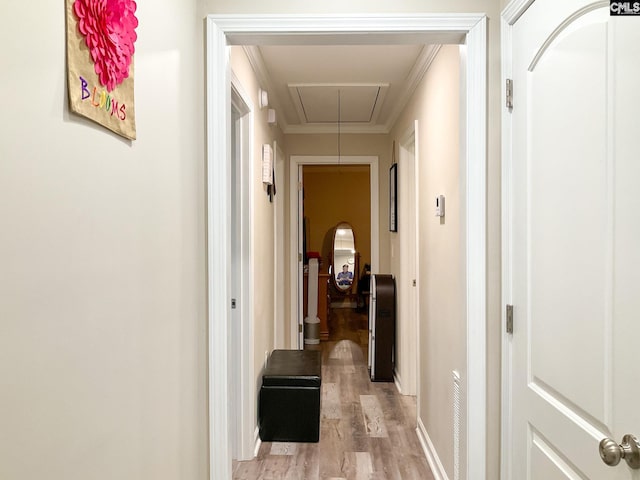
[0,1,208,479]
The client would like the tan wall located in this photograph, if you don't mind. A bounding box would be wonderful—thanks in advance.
[390,45,464,479]
[302,166,371,278]
[1,1,208,479]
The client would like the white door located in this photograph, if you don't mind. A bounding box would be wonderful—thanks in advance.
[508,1,640,479]
[273,141,286,350]
[297,165,304,349]
[230,80,254,461]
[229,99,241,461]
[398,132,418,395]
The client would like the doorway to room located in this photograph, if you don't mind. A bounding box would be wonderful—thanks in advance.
[300,164,372,348]
[229,78,254,463]
[206,14,487,480]
[289,156,379,349]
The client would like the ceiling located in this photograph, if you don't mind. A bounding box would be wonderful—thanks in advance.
[243,44,440,135]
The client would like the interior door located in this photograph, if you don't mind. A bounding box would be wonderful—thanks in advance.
[509,1,640,478]
[398,135,418,395]
[273,141,286,350]
[297,165,304,349]
[229,99,241,461]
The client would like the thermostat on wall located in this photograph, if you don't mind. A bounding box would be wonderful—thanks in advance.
[435,195,445,217]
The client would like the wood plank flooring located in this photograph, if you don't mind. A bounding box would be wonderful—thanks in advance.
[233,308,434,480]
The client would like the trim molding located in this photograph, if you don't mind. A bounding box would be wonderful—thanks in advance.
[288,155,379,349]
[393,369,404,395]
[245,43,442,135]
[462,15,488,480]
[502,0,536,24]
[206,20,231,480]
[417,418,450,480]
[500,2,534,479]
[206,14,487,480]
[253,427,262,458]
[385,45,441,134]
[396,122,419,397]
[500,5,515,480]
[413,118,423,420]
[230,73,256,462]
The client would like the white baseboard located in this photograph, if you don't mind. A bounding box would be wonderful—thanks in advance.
[253,427,261,457]
[394,369,404,394]
[416,417,449,480]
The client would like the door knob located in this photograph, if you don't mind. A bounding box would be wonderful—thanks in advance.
[599,434,640,469]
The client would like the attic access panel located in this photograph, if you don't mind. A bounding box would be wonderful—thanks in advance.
[290,83,388,124]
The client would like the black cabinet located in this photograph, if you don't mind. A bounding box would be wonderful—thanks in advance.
[368,274,395,382]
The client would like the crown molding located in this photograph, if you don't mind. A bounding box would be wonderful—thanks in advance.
[244,43,441,135]
[384,44,441,132]
[242,46,291,132]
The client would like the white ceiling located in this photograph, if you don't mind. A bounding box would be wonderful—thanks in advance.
[244,44,440,134]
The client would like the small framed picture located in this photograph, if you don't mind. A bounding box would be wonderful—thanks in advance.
[389,163,397,232]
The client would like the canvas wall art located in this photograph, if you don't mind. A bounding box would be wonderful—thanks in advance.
[66,0,138,140]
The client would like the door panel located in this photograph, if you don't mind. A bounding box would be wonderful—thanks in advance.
[397,137,417,395]
[531,431,585,480]
[615,18,640,464]
[510,1,640,479]
[528,14,608,425]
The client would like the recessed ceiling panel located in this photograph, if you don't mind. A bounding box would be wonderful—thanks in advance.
[244,44,441,133]
[291,84,387,124]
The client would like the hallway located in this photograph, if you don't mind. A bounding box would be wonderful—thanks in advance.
[232,309,434,480]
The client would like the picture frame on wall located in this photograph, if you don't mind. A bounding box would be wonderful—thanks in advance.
[389,163,397,232]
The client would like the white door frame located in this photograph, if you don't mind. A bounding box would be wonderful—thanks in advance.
[500,2,535,478]
[289,155,379,349]
[229,73,255,462]
[206,14,487,480]
[273,141,286,350]
[396,122,419,397]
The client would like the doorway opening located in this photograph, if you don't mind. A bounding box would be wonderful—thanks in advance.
[229,78,254,462]
[290,156,379,349]
[301,164,372,348]
[206,14,487,480]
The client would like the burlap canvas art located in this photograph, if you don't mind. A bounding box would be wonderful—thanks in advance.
[66,0,138,140]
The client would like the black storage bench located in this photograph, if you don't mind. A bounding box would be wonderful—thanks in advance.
[258,349,322,443]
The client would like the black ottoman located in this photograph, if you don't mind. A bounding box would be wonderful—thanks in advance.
[258,349,322,443]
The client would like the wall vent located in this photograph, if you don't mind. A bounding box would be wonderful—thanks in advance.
[453,370,461,480]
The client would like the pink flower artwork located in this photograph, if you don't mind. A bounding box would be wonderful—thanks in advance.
[74,0,138,92]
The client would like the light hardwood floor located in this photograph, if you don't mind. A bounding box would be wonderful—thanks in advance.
[233,308,434,480]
